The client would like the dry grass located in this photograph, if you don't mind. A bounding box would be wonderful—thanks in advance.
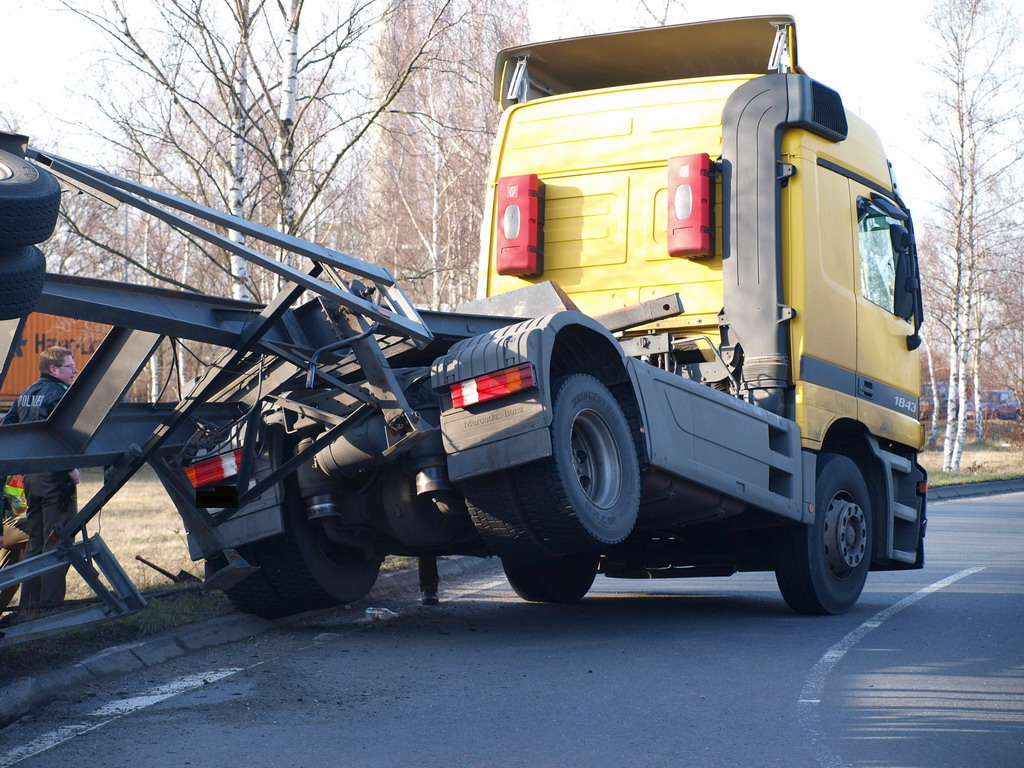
[919,419,1024,486]
[65,466,198,600]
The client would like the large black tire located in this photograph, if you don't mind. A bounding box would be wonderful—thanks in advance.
[774,454,872,615]
[502,552,600,603]
[0,150,61,248]
[0,245,46,320]
[206,549,287,617]
[463,374,640,557]
[215,480,381,619]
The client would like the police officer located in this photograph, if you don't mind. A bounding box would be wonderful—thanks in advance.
[2,345,80,610]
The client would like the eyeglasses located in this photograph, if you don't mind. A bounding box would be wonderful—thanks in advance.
[53,364,77,370]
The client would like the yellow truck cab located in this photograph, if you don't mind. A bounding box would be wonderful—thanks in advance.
[439,16,927,613]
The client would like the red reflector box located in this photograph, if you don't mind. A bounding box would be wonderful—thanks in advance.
[496,174,544,276]
[185,449,241,488]
[667,154,713,258]
[451,363,536,409]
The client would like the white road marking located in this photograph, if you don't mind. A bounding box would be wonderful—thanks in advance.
[799,567,986,768]
[0,668,242,767]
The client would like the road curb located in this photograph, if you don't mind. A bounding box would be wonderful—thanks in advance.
[0,555,495,727]
[927,478,1024,500]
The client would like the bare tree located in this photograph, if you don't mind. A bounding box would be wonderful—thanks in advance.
[922,0,1023,471]
[635,0,688,26]
[363,0,525,309]
[46,0,462,401]
[58,0,452,301]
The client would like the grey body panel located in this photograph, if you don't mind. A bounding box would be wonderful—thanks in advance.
[627,358,806,522]
[432,311,807,522]
[800,355,919,420]
[183,457,286,558]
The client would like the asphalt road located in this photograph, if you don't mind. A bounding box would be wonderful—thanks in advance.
[1,491,1021,768]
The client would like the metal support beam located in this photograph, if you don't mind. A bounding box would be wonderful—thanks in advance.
[34,273,287,347]
[29,150,434,344]
[54,268,319,541]
[0,535,146,647]
[0,316,27,388]
[48,326,161,453]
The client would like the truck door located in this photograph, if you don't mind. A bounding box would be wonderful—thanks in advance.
[852,190,920,440]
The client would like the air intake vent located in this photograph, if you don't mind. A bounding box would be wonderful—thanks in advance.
[789,76,848,143]
[810,81,848,140]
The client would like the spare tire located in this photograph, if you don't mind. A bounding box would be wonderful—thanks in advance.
[0,149,61,248]
[0,245,46,320]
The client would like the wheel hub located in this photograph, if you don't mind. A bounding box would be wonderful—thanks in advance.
[823,495,867,576]
[569,408,620,508]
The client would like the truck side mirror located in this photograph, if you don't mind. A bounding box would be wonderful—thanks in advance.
[890,224,910,255]
[893,252,916,320]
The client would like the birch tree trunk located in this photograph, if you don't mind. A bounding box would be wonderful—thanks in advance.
[923,334,940,449]
[942,336,960,471]
[972,343,984,442]
[227,0,253,301]
[275,0,300,294]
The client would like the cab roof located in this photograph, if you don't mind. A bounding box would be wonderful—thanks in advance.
[494,15,802,108]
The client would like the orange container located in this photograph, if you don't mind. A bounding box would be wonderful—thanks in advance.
[1,313,110,406]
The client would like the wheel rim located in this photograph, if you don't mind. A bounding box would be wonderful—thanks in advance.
[822,493,867,578]
[569,408,621,508]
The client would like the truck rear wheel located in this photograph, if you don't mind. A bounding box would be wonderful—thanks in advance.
[215,476,381,619]
[501,552,599,603]
[774,454,872,615]
[464,374,639,557]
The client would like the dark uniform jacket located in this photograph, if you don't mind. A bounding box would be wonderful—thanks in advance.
[2,374,69,425]
[2,374,72,488]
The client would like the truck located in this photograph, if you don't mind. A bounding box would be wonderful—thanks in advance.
[0,16,927,644]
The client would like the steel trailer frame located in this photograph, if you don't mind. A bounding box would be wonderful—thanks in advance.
[0,149,462,645]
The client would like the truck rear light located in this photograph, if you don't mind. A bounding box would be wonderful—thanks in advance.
[667,153,714,258]
[451,363,536,408]
[185,449,242,488]
[496,174,544,276]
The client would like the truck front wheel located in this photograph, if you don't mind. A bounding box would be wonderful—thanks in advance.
[501,553,599,603]
[774,454,872,615]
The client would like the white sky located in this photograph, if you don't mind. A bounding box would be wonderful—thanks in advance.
[2,0,1022,220]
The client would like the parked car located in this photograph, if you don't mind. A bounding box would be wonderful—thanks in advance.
[982,390,1022,420]
[918,386,1021,421]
